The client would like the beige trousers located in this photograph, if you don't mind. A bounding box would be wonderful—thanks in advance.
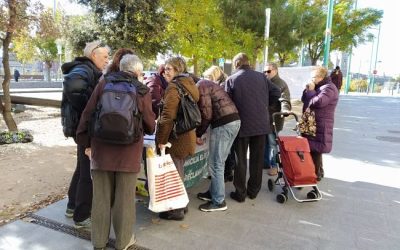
[91,170,137,249]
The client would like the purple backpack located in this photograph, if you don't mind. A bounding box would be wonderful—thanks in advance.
[91,76,143,144]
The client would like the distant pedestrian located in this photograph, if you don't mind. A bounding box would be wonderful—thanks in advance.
[330,66,343,91]
[61,40,110,229]
[196,67,240,212]
[76,54,156,250]
[14,69,20,82]
[263,63,291,176]
[301,66,339,181]
[226,53,280,202]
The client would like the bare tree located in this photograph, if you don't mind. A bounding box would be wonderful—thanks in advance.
[0,0,39,131]
[0,0,19,131]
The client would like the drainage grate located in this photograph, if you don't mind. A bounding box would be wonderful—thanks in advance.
[24,214,150,250]
[376,136,400,143]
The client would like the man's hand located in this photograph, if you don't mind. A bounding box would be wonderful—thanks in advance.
[85,148,91,160]
[196,137,204,145]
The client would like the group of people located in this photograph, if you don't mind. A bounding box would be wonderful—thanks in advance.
[61,40,339,250]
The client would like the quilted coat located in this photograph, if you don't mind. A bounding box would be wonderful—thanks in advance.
[301,77,339,153]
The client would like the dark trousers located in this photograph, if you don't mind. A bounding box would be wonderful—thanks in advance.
[311,151,324,178]
[233,135,266,198]
[224,146,236,177]
[67,144,93,222]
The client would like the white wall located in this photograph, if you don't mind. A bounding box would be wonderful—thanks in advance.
[279,66,314,100]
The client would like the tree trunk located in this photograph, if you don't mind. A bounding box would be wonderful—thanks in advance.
[1,0,18,132]
[46,61,52,82]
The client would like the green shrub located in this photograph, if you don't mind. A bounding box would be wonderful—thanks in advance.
[0,130,34,144]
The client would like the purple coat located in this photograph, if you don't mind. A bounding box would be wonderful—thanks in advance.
[301,77,338,153]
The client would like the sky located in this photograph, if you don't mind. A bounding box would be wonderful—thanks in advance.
[350,0,400,77]
[40,0,400,77]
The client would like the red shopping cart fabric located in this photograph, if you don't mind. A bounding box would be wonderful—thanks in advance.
[278,136,317,186]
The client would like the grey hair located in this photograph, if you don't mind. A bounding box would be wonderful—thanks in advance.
[267,62,279,71]
[232,52,250,69]
[119,54,143,76]
[83,40,110,58]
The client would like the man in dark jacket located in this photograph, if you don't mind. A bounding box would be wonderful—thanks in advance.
[264,63,291,176]
[330,66,343,91]
[61,40,110,229]
[14,69,20,82]
[226,53,280,202]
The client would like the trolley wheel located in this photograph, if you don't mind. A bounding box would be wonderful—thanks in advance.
[276,193,287,204]
[267,179,274,192]
[307,191,318,199]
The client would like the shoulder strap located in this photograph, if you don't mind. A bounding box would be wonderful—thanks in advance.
[77,63,95,87]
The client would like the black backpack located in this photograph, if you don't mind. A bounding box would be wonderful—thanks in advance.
[61,63,95,138]
[91,76,143,144]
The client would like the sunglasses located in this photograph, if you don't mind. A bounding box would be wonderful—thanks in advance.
[263,70,272,74]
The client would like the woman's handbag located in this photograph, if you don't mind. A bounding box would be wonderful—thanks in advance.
[173,82,201,135]
[146,147,189,213]
[298,108,317,137]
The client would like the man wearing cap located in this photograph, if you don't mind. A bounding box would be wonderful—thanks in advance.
[61,40,110,229]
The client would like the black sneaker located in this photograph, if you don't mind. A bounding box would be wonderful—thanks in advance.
[197,191,212,201]
[159,209,184,221]
[230,191,245,203]
[199,201,227,212]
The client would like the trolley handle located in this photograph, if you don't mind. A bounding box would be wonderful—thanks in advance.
[272,111,300,136]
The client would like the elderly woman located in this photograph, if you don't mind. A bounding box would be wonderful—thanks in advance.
[155,57,199,220]
[196,66,240,212]
[76,54,156,250]
[301,66,339,181]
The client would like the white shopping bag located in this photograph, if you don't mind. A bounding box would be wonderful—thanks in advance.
[146,146,189,213]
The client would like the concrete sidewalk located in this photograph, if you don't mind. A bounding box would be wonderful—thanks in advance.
[1,95,399,250]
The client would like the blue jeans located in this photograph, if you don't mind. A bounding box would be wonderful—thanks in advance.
[264,133,277,168]
[209,120,241,205]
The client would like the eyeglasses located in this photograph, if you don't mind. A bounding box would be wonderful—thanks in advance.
[91,42,106,53]
[164,66,174,72]
[263,70,272,74]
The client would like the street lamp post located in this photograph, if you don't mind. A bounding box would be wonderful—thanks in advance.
[263,8,271,67]
[323,0,335,67]
[367,24,381,94]
[370,24,381,94]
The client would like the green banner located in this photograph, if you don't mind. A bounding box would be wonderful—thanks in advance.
[183,130,210,188]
